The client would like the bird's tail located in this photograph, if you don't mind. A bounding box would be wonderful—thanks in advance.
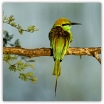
[53,60,61,96]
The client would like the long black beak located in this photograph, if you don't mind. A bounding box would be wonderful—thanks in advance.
[71,22,82,25]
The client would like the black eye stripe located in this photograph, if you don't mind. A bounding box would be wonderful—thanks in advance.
[62,23,71,26]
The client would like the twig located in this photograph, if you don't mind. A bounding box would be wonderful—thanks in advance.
[93,52,101,64]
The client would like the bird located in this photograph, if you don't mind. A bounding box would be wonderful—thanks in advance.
[49,18,81,96]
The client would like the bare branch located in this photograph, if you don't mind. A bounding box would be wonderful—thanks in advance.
[3,47,101,63]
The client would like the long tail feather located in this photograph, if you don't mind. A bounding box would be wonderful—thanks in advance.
[55,78,57,97]
[53,60,61,96]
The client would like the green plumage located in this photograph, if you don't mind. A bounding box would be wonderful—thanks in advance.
[49,25,72,75]
[49,18,81,96]
[49,20,73,95]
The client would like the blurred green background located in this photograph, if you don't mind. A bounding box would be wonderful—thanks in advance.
[3,3,101,101]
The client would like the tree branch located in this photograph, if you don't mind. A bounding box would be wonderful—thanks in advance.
[3,47,101,64]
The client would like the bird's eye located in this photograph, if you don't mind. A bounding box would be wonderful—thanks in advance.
[62,23,70,26]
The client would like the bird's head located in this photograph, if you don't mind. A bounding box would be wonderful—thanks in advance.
[53,18,81,31]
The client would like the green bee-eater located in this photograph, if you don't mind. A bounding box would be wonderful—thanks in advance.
[49,18,81,95]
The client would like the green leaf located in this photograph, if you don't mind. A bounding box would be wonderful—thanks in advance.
[17,24,23,34]
[14,39,21,47]
[27,25,34,32]
[3,54,17,62]
[26,72,38,84]
[26,72,34,77]
[8,15,15,23]
[19,73,28,81]
[3,38,7,46]
[3,16,8,21]
[18,28,23,34]
[3,30,14,41]
[27,25,39,33]
[19,72,38,83]
[16,61,29,71]
[10,22,17,27]
[29,64,35,69]
[17,24,22,29]
[9,64,17,72]
[26,60,35,62]
[30,77,38,84]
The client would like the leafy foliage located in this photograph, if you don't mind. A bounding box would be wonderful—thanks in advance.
[3,30,13,46]
[27,25,38,33]
[9,64,17,72]
[16,61,29,71]
[3,12,38,84]
[19,72,38,83]
[3,30,21,47]
[3,14,39,34]
[3,54,37,83]
[14,39,21,47]
[3,54,17,62]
